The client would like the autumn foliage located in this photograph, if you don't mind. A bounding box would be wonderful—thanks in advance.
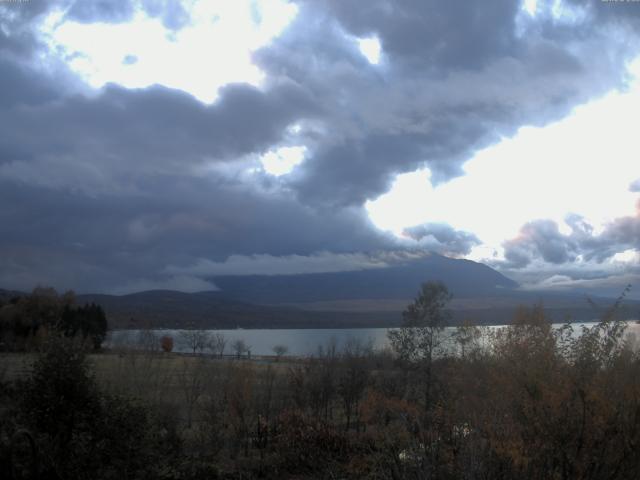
[160,335,174,352]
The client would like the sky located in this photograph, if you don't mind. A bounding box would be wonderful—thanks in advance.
[0,0,639,298]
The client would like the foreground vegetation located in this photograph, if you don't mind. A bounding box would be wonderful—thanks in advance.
[1,284,640,479]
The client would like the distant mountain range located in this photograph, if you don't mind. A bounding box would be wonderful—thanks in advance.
[2,254,637,329]
[211,253,518,304]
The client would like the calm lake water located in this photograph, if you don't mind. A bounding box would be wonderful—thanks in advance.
[106,321,640,357]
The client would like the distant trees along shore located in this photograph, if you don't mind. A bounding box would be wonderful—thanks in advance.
[0,287,107,351]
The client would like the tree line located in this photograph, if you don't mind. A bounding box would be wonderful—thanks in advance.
[0,287,107,351]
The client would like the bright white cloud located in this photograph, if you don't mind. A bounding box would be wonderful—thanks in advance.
[611,249,640,264]
[260,145,306,176]
[367,59,640,264]
[357,36,381,64]
[523,0,538,16]
[550,0,589,25]
[39,0,298,103]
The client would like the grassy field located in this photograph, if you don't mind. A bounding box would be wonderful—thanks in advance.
[1,350,295,378]
[1,349,299,430]
[0,352,35,382]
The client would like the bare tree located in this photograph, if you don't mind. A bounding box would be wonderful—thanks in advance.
[272,344,288,361]
[208,332,228,358]
[232,339,249,359]
[180,329,211,354]
[136,328,159,353]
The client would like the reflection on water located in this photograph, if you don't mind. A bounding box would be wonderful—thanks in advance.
[106,321,640,357]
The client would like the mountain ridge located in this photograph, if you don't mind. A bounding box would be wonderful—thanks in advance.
[209,253,518,304]
[3,255,637,329]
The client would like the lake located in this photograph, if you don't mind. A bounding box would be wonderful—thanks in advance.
[106,321,640,357]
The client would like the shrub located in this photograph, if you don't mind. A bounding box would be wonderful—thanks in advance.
[160,335,174,353]
[15,335,182,479]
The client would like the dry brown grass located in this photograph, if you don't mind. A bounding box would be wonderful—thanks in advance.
[2,350,297,429]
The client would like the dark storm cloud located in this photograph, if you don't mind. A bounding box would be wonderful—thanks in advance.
[0,174,394,292]
[308,0,521,69]
[1,0,639,293]
[593,209,640,260]
[0,58,59,107]
[288,123,489,207]
[254,0,639,206]
[0,81,315,176]
[402,223,480,257]
[500,205,640,269]
[289,134,456,207]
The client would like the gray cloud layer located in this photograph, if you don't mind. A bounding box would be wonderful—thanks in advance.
[1,81,314,181]
[258,0,638,206]
[0,0,639,293]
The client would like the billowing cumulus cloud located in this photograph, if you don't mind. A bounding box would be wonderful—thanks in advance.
[312,0,521,69]
[500,204,640,269]
[402,223,480,257]
[502,220,579,268]
[256,0,639,206]
[0,0,639,294]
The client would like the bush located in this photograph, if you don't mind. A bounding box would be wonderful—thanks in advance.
[14,335,182,479]
[161,335,174,353]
